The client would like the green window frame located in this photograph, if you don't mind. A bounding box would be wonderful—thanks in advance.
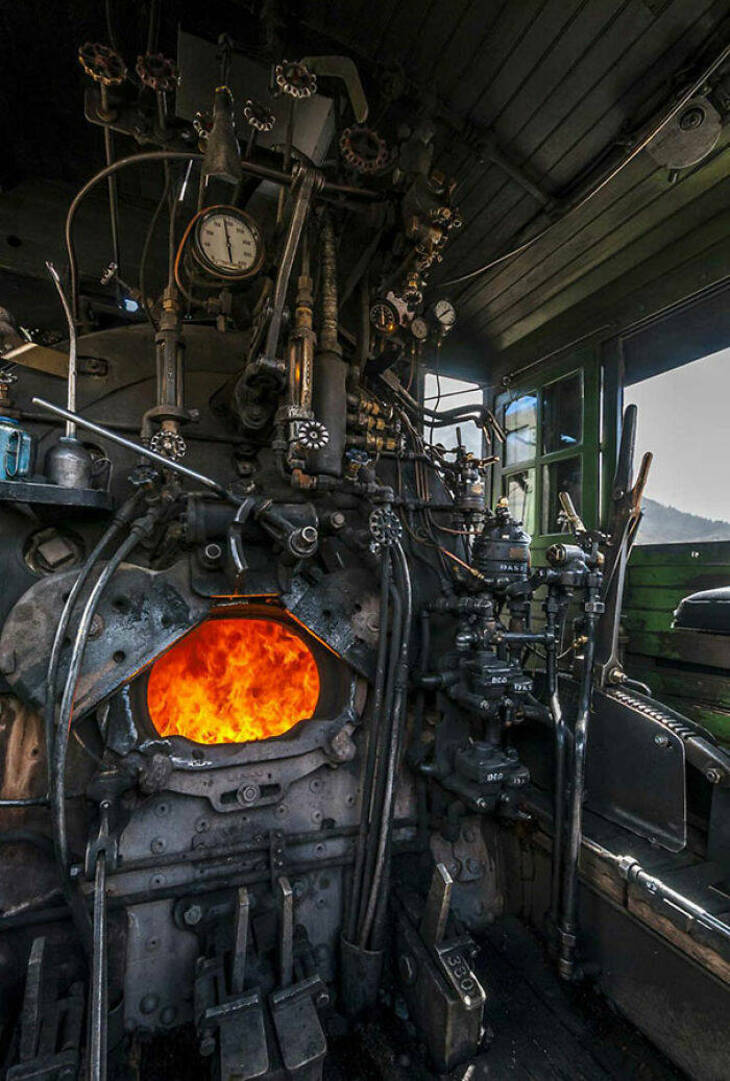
[493,349,602,555]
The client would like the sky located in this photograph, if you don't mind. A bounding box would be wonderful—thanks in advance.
[624,346,730,523]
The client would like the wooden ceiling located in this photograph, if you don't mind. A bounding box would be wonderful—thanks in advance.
[300,0,730,356]
[3,0,730,357]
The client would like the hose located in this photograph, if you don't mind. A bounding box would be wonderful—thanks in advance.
[346,546,392,943]
[356,579,403,946]
[0,499,142,812]
[359,541,412,949]
[51,525,146,877]
[65,151,203,322]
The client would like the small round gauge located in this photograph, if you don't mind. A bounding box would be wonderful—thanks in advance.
[369,299,398,335]
[192,207,264,280]
[432,298,457,330]
[410,315,429,341]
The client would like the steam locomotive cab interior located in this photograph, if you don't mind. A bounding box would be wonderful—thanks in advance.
[1,4,730,1081]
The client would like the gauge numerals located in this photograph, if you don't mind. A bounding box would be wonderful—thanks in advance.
[192,207,264,281]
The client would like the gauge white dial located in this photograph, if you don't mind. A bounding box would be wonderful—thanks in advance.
[433,298,457,328]
[194,209,264,279]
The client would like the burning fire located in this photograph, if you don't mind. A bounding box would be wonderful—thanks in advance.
[146,618,320,744]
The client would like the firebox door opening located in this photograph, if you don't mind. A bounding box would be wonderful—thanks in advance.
[145,615,321,745]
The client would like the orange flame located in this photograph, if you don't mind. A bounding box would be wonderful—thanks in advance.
[146,618,320,744]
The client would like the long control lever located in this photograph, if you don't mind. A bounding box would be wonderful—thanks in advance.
[594,404,652,687]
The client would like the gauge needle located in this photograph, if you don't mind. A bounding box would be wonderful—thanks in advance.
[223,219,233,263]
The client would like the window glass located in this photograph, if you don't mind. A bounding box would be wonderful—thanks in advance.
[424,373,483,459]
[542,371,583,454]
[503,392,537,465]
[542,457,582,534]
[624,348,730,543]
[504,469,536,535]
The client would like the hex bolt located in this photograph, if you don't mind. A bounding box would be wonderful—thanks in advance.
[315,988,330,1008]
[706,767,724,784]
[183,904,203,926]
[654,734,670,748]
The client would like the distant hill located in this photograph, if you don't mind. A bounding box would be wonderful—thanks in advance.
[637,497,730,544]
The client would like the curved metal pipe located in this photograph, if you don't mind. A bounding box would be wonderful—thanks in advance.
[357,579,402,945]
[51,528,142,878]
[558,607,599,979]
[346,547,392,943]
[359,541,412,949]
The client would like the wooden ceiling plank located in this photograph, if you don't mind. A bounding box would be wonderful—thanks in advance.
[478,144,730,336]
[436,0,720,295]
[480,171,730,347]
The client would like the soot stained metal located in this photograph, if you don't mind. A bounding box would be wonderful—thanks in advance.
[0,15,728,1081]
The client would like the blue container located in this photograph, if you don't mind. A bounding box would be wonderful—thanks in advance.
[0,417,33,480]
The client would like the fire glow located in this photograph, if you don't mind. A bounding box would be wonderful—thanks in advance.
[146,618,320,744]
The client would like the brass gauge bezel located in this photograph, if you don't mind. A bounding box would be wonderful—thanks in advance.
[191,205,265,281]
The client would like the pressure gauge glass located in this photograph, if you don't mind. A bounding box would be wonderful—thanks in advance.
[193,207,264,280]
[432,298,457,329]
[370,299,398,335]
[411,316,429,341]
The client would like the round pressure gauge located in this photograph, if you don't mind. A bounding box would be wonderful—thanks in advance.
[410,315,429,341]
[369,298,399,335]
[432,298,457,330]
[192,207,264,280]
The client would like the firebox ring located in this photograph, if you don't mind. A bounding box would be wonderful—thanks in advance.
[127,602,356,756]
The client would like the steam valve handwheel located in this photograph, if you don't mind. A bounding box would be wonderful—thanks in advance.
[149,429,187,462]
[136,53,179,93]
[295,419,329,451]
[274,60,317,99]
[369,507,403,553]
[78,42,127,86]
[339,126,389,174]
[193,111,212,143]
[244,99,276,132]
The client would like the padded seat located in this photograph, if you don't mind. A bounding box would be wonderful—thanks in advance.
[673,586,730,635]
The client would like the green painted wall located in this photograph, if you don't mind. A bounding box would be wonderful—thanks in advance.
[623,543,730,744]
